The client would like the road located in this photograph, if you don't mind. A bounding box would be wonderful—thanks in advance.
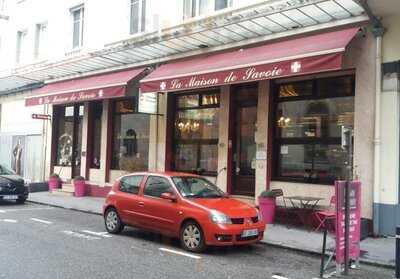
[0,201,393,279]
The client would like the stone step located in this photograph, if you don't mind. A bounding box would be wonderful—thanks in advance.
[61,184,74,193]
[51,189,74,197]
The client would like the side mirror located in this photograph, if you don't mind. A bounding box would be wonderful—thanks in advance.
[160,192,176,202]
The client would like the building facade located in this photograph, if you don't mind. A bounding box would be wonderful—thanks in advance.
[0,0,399,235]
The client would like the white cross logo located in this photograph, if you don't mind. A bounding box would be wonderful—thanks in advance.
[291,61,302,73]
[38,98,43,104]
[98,89,104,97]
[160,81,166,90]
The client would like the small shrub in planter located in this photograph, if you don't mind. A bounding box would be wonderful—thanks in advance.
[48,173,61,191]
[258,190,277,224]
[73,176,86,197]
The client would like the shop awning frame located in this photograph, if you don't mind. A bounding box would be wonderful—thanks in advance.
[0,0,369,93]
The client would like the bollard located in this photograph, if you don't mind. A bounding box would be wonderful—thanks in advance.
[396,226,400,278]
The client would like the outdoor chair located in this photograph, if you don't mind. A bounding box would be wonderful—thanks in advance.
[314,195,336,232]
[271,189,301,227]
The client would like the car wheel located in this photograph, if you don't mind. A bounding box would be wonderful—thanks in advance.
[16,197,26,204]
[104,208,124,234]
[180,221,206,253]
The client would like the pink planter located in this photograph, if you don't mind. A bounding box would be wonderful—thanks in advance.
[73,180,86,197]
[48,177,60,191]
[259,197,276,224]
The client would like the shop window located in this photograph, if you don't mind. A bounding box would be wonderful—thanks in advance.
[273,75,355,184]
[173,92,219,175]
[112,99,149,172]
[90,102,102,169]
[54,106,75,166]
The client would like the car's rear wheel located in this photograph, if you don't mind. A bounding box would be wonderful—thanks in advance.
[180,221,205,253]
[16,197,26,204]
[104,208,124,234]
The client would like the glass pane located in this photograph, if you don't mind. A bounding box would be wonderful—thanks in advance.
[73,20,80,48]
[115,99,135,113]
[215,0,228,10]
[141,0,146,32]
[276,97,354,138]
[130,0,139,34]
[279,144,313,179]
[238,106,257,175]
[201,93,219,106]
[112,113,149,171]
[177,94,199,108]
[183,0,193,18]
[65,106,74,117]
[144,176,173,198]
[56,107,74,166]
[199,0,210,15]
[313,144,347,182]
[175,108,219,140]
[317,76,354,97]
[175,143,198,172]
[120,175,143,194]
[91,103,102,168]
[279,81,313,98]
[199,144,218,173]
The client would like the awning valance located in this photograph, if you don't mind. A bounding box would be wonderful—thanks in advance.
[140,28,359,93]
[25,68,146,106]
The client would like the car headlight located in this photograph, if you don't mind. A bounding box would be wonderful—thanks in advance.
[209,210,232,224]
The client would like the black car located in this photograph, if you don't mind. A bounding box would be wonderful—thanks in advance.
[0,164,28,204]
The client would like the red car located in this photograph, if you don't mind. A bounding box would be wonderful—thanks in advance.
[103,172,265,252]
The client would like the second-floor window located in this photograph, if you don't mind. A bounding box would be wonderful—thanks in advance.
[34,23,47,60]
[130,0,146,34]
[16,30,27,64]
[71,6,84,48]
[183,0,231,19]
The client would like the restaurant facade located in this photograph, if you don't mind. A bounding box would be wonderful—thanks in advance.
[24,25,378,225]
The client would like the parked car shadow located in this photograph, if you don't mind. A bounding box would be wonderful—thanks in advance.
[0,200,22,206]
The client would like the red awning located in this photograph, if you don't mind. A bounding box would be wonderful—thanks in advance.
[140,28,359,93]
[25,68,146,106]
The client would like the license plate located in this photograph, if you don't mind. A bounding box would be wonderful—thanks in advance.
[3,195,18,200]
[241,229,258,237]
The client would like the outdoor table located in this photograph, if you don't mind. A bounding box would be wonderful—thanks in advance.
[283,196,324,228]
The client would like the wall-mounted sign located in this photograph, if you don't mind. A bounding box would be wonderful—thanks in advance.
[138,92,158,114]
[32,113,51,120]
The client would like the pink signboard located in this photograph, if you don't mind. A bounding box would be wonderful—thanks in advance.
[335,181,361,264]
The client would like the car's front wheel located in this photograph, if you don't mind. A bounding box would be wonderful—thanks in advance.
[180,221,206,253]
[104,208,124,234]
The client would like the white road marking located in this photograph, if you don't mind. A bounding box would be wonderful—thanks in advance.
[3,207,54,212]
[30,218,53,225]
[0,219,18,223]
[272,275,289,279]
[0,210,6,213]
[159,247,201,260]
[62,230,101,240]
[81,230,112,238]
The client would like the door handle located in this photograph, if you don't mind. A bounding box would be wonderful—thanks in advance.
[138,201,145,207]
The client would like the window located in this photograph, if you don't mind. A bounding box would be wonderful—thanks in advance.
[130,0,146,34]
[112,99,150,172]
[54,106,75,166]
[120,175,143,194]
[16,30,27,64]
[71,6,84,48]
[144,176,174,198]
[173,92,219,175]
[34,23,47,60]
[183,0,231,19]
[273,76,355,184]
[90,102,102,169]
[172,176,224,198]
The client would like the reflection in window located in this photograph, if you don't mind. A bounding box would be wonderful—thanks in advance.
[173,92,219,175]
[112,99,149,172]
[55,106,74,166]
[274,76,355,184]
[144,176,173,198]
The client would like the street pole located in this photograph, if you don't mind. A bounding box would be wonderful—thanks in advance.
[396,226,400,278]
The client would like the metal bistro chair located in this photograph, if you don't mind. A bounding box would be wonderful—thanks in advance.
[314,196,336,232]
[271,189,299,227]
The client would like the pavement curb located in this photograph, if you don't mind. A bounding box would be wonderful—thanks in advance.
[27,200,102,216]
[260,240,395,269]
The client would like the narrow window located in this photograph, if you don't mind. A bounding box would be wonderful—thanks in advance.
[71,6,84,48]
[16,30,27,64]
[34,23,47,59]
[130,0,146,34]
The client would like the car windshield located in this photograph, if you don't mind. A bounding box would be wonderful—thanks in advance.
[172,177,225,198]
[0,164,15,175]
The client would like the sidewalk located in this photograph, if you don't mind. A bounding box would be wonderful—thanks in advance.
[28,192,395,268]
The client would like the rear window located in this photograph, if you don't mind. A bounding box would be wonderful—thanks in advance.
[119,175,143,194]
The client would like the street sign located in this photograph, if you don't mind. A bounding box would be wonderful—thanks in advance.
[32,113,51,120]
[335,181,361,269]
[138,92,158,114]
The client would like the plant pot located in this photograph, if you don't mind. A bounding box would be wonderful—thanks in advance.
[73,179,86,197]
[258,197,276,224]
[48,177,61,191]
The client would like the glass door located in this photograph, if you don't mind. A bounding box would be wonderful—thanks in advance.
[231,85,258,196]
[71,105,84,178]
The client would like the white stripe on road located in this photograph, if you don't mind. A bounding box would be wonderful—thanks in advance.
[159,248,201,260]
[62,230,101,240]
[272,275,289,279]
[0,210,6,213]
[30,218,53,225]
[3,207,54,212]
[81,230,112,238]
[1,219,18,223]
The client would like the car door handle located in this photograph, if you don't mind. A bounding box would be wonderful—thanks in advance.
[138,201,145,207]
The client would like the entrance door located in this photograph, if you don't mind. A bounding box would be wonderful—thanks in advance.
[70,104,84,178]
[231,85,258,196]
